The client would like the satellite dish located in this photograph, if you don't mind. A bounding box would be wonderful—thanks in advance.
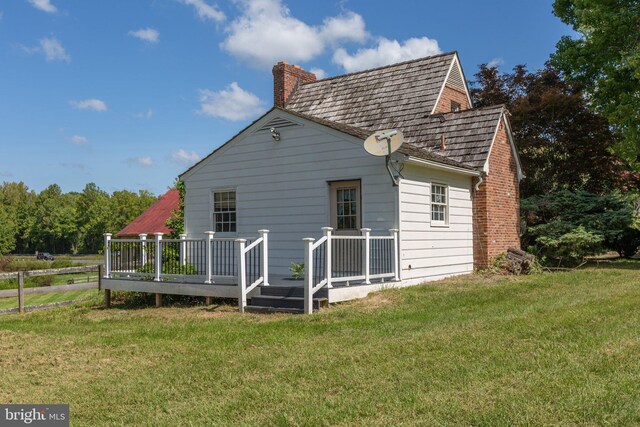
[364,129,404,156]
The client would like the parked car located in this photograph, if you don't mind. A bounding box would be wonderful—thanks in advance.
[36,252,55,261]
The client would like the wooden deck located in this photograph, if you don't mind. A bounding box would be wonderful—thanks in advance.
[101,274,402,304]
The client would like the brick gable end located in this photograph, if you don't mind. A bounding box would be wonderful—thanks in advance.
[434,85,471,113]
[473,117,520,268]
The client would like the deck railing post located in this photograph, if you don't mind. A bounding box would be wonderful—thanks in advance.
[179,234,187,266]
[204,231,215,284]
[103,233,112,278]
[258,229,269,286]
[18,272,24,314]
[139,234,147,267]
[361,228,371,284]
[303,237,315,314]
[322,227,333,288]
[154,233,163,282]
[236,239,247,313]
[390,228,399,281]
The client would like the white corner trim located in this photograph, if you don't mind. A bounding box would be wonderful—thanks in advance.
[483,119,502,175]
[404,156,481,176]
[454,52,474,109]
[482,113,524,180]
[430,53,474,114]
[430,57,456,115]
[503,115,525,180]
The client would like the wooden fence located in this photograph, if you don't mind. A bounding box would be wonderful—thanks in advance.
[0,265,101,314]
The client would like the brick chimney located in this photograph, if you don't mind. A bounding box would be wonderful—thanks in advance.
[272,62,316,107]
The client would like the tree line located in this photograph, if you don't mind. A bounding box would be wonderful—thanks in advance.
[0,182,157,255]
[470,0,640,262]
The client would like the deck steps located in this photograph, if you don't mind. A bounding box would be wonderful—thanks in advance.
[259,285,328,299]
[244,285,328,313]
[244,305,306,314]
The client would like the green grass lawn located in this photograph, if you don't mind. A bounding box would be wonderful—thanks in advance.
[0,261,639,426]
[0,289,99,310]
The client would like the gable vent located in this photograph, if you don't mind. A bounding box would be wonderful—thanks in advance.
[257,116,300,132]
[446,60,466,92]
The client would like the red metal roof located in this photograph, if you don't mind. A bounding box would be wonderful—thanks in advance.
[117,189,180,236]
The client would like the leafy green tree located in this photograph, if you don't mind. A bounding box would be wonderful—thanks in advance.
[0,205,17,255]
[166,179,185,238]
[107,190,157,235]
[30,185,78,254]
[472,64,639,198]
[0,180,157,255]
[523,191,639,262]
[0,182,36,253]
[552,0,640,168]
[76,183,110,253]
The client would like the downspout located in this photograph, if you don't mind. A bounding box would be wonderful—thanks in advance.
[472,172,486,270]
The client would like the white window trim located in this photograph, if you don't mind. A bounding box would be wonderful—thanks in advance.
[210,188,237,235]
[430,183,449,227]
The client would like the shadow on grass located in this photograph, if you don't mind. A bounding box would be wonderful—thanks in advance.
[586,260,640,271]
[101,291,237,311]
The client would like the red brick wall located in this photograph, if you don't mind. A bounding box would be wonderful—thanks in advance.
[272,62,317,107]
[473,117,521,268]
[433,85,471,113]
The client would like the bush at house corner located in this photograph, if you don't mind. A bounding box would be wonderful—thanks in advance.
[522,191,640,265]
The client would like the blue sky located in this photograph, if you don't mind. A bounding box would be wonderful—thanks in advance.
[0,0,573,195]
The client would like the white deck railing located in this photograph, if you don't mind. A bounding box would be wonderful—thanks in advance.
[103,230,269,311]
[303,227,399,314]
[237,230,269,313]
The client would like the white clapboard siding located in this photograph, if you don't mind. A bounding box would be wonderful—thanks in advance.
[183,110,397,275]
[399,164,474,282]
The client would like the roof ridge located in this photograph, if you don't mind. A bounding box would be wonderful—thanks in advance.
[300,51,458,85]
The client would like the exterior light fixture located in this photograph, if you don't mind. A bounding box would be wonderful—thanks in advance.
[270,127,281,141]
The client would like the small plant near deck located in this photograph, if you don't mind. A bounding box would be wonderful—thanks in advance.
[289,261,304,279]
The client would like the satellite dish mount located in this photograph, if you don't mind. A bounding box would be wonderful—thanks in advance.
[363,129,404,186]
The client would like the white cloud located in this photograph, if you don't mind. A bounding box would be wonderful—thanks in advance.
[136,109,153,119]
[221,0,368,68]
[487,57,505,68]
[70,99,108,112]
[128,28,160,43]
[333,37,441,73]
[309,68,327,79]
[319,12,367,45]
[69,135,88,145]
[60,162,86,172]
[39,37,70,62]
[128,156,154,167]
[178,0,225,22]
[198,82,264,121]
[29,0,57,13]
[171,149,201,166]
[0,171,13,178]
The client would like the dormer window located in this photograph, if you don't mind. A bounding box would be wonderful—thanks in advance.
[451,101,461,112]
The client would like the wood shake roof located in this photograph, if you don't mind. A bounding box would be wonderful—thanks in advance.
[286,52,455,129]
[399,105,506,169]
[284,52,508,171]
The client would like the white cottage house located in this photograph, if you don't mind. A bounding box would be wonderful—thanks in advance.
[102,52,522,313]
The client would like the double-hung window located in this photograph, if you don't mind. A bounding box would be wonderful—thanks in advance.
[431,184,448,225]
[213,190,236,232]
